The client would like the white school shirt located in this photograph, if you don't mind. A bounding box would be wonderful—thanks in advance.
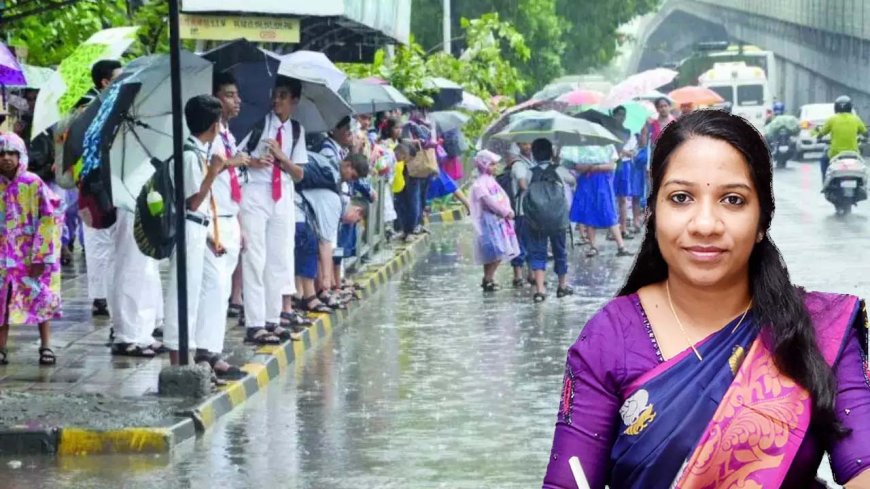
[238,112,309,186]
[210,122,241,217]
[174,136,210,218]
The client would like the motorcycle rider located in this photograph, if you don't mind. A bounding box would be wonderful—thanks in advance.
[763,101,800,151]
[815,95,867,183]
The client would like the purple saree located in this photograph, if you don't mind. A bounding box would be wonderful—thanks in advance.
[543,292,870,489]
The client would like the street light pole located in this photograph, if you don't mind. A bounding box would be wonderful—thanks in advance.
[442,0,451,55]
[168,0,190,365]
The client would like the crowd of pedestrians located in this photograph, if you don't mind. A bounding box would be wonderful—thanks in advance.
[0,58,467,380]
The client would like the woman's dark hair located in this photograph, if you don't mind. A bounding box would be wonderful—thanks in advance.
[655,97,671,108]
[618,110,844,442]
[380,116,401,141]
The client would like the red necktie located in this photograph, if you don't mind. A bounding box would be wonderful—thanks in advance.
[272,125,284,201]
[222,131,242,203]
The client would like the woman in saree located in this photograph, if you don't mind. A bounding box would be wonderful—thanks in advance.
[542,110,870,489]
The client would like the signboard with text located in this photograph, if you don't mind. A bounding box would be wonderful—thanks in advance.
[179,14,301,43]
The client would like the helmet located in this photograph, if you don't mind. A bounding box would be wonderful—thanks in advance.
[772,101,785,115]
[835,95,853,114]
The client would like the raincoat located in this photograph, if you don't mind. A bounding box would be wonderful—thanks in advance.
[470,151,519,265]
[0,133,63,326]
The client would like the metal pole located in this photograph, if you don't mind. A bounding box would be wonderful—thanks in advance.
[442,0,451,55]
[169,0,189,365]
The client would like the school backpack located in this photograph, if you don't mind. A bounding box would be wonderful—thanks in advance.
[133,152,179,260]
[495,170,517,212]
[522,164,568,234]
[442,128,466,158]
[245,118,301,156]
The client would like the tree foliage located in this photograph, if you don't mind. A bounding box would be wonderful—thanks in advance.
[5,0,174,67]
[411,0,660,91]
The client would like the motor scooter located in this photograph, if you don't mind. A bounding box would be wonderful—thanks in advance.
[823,150,869,215]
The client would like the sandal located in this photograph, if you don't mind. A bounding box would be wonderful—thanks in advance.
[265,323,303,340]
[148,342,169,355]
[111,343,156,358]
[38,347,57,366]
[194,352,246,380]
[303,296,333,314]
[533,293,546,303]
[0,348,8,365]
[244,328,282,345]
[622,231,635,240]
[152,327,163,338]
[92,299,110,317]
[617,247,633,257]
[227,303,243,319]
[585,247,599,258]
[481,280,499,293]
[512,278,525,288]
[557,286,575,298]
[280,311,313,327]
[318,292,347,310]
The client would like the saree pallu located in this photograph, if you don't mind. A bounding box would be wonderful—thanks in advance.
[610,294,862,488]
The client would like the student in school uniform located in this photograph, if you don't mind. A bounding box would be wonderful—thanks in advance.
[163,95,228,365]
[237,76,306,345]
[193,73,250,378]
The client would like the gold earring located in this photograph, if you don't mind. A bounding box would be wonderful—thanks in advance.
[756,233,764,243]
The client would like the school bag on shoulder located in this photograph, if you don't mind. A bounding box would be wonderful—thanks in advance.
[245,118,301,156]
[495,170,517,212]
[133,153,179,260]
[522,164,568,234]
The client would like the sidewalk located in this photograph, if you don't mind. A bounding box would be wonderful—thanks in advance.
[0,217,455,456]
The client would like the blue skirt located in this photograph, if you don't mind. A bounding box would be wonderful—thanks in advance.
[629,147,649,199]
[426,167,459,200]
[613,160,633,197]
[570,172,618,228]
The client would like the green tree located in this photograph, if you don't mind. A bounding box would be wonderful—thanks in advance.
[556,0,660,73]
[5,0,173,67]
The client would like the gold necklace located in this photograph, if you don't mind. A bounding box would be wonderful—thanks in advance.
[665,281,752,362]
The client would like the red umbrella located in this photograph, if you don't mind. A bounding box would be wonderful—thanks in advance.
[556,89,604,107]
[668,86,725,106]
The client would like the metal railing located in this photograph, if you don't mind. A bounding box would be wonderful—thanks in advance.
[344,176,387,271]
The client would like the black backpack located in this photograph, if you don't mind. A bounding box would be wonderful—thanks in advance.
[133,152,181,260]
[522,164,568,234]
[495,170,517,212]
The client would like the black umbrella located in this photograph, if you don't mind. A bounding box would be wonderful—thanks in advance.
[571,108,631,145]
[424,77,463,111]
[338,79,412,114]
[202,39,280,141]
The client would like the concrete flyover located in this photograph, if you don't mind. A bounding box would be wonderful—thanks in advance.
[631,0,870,116]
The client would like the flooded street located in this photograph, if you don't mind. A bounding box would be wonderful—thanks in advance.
[3,160,867,488]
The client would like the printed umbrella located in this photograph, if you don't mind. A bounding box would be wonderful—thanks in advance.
[556,89,605,107]
[423,77,463,111]
[0,43,25,86]
[491,110,622,147]
[457,91,489,112]
[601,68,678,108]
[32,26,139,138]
[277,53,353,133]
[339,78,412,114]
[668,86,725,106]
[429,110,471,133]
[80,51,213,212]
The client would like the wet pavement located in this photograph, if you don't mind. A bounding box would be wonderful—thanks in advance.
[1,160,865,488]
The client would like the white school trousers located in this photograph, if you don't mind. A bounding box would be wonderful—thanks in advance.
[82,219,116,301]
[163,217,210,351]
[195,216,241,353]
[241,182,295,329]
[110,209,162,346]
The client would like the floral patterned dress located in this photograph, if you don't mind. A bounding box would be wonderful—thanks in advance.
[0,161,63,325]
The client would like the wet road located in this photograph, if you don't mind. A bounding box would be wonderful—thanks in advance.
[3,160,867,488]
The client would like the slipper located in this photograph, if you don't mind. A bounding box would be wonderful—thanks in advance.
[0,348,7,365]
[303,296,333,314]
[194,353,247,380]
[227,303,243,319]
